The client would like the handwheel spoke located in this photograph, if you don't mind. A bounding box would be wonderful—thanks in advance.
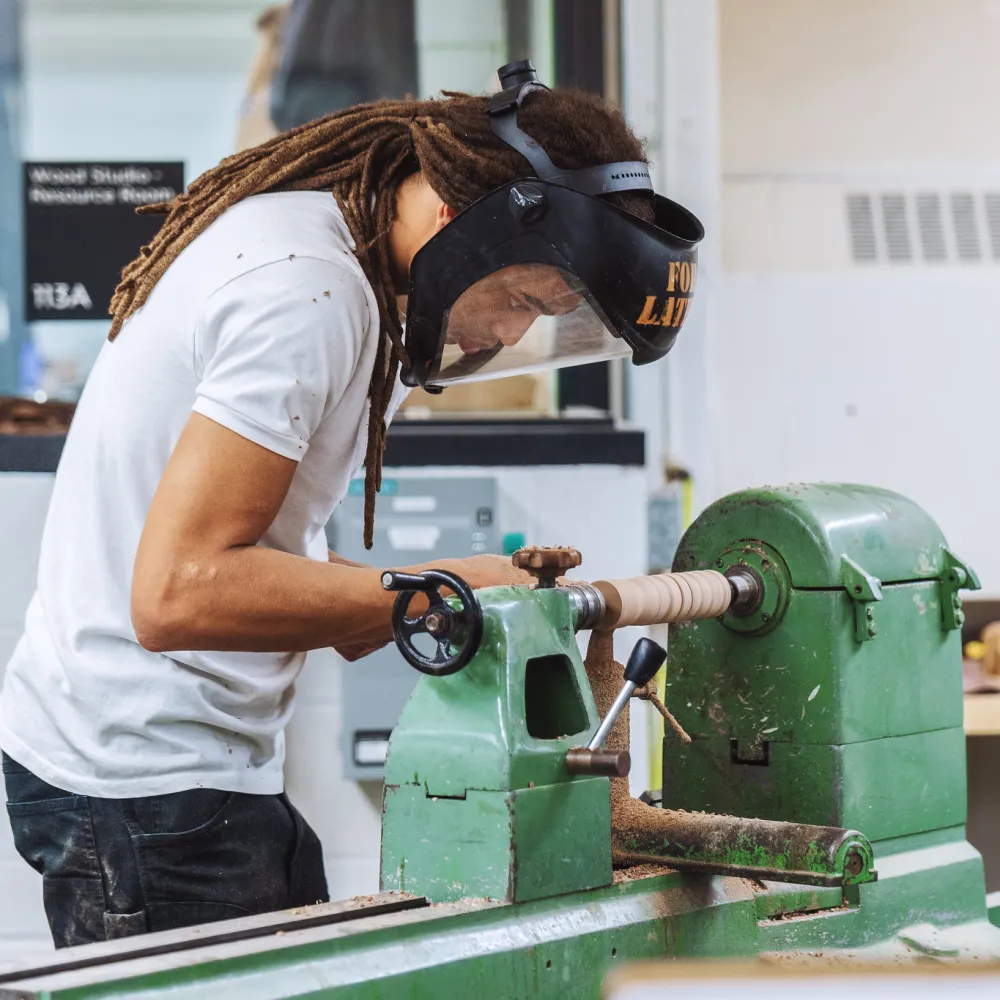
[433,638,454,663]
[400,614,427,637]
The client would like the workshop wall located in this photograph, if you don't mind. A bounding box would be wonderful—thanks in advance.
[414,0,505,98]
[713,0,1000,593]
[622,0,721,503]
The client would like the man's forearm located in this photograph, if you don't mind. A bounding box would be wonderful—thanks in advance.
[328,550,371,569]
[131,414,532,655]
[133,547,515,655]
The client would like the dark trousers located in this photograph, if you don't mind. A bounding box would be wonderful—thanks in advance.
[2,752,329,949]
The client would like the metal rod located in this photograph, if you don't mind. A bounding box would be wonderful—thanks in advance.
[565,748,631,777]
[726,565,764,618]
[613,812,877,888]
[588,681,634,750]
[564,583,605,631]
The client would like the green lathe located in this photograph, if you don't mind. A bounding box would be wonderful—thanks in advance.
[3,483,998,1000]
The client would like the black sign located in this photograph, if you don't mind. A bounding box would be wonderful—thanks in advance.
[23,161,184,322]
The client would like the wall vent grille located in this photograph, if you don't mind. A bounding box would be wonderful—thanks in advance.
[985,192,1000,260]
[915,193,947,262]
[951,193,982,261]
[847,191,1000,264]
[846,194,878,262]
[880,193,912,262]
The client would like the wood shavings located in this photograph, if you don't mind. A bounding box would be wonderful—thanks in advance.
[634,679,692,744]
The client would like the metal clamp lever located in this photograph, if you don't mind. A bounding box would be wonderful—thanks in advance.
[565,637,667,778]
[588,636,667,749]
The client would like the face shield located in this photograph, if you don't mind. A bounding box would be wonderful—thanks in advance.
[400,60,705,392]
[437,264,627,385]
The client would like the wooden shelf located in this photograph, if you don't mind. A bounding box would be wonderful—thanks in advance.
[965,694,1000,736]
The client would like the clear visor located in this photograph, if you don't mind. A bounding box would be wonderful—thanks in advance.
[434,264,630,385]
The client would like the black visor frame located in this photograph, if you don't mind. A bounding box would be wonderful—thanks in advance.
[402,180,704,389]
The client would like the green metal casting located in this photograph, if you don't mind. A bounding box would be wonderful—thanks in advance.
[840,554,883,642]
[380,585,614,903]
[715,539,790,636]
[665,484,979,849]
[378,569,873,903]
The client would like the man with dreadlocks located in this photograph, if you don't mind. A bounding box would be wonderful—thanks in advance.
[1,61,701,948]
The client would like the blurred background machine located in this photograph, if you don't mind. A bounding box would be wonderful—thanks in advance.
[1,481,997,998]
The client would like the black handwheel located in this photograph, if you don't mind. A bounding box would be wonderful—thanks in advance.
[381,569,484,676]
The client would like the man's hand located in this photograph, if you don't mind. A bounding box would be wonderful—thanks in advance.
[331,556,533,662]
[453,553,535,590]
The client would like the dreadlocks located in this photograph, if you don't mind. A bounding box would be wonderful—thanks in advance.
[108,88,651,548]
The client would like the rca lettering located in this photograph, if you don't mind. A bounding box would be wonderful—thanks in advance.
[636,261,697,328]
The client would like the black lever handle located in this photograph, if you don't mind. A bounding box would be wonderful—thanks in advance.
[585,636,667,752]
[623,636,667,688]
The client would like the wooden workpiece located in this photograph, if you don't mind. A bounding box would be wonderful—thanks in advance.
[592,569,732,629]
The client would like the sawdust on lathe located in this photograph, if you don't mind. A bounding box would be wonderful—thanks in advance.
[584,629,699,866]
[613,863,676,883]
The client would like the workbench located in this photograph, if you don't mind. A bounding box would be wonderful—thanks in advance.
[965,693,1000,896]
[964,693,1000,736]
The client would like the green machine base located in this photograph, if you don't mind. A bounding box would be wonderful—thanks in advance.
[2,840,994,1000]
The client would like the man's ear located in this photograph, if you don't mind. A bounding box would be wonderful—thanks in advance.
[433,200,457,234]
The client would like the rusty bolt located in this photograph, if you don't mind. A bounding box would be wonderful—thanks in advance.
[845,850,864,877]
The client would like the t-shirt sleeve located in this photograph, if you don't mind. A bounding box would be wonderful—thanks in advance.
[192,256,370,461]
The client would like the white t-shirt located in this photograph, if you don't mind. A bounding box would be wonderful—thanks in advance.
[0,191,404,798]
